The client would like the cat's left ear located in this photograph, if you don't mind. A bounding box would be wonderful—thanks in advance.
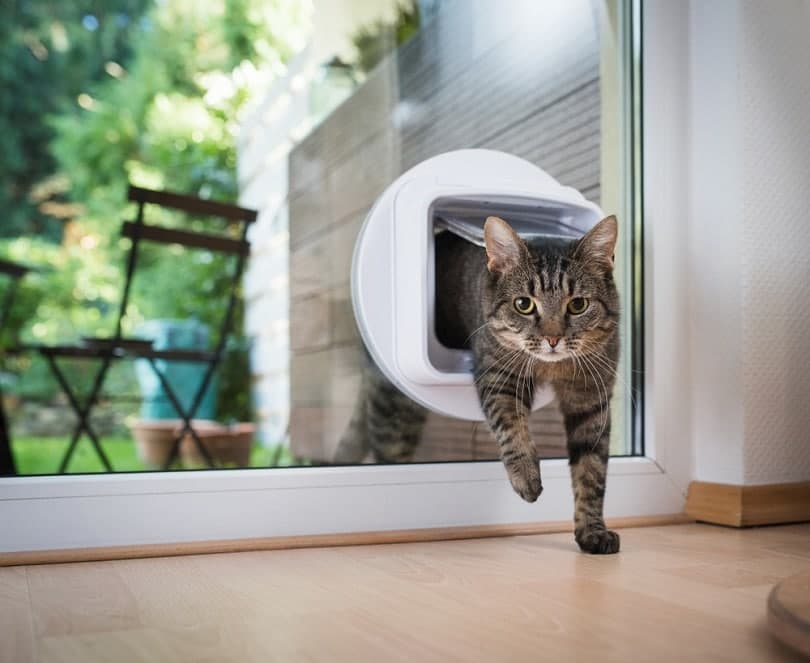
[575,215,617,269]
[484,216,526,275]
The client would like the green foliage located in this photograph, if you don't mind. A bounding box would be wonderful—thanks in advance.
[13,436,142,474]
[216,335,252,422]
[0,0,149,240]
[11,436,296,475]
[1,0,308,422]
[222,0,302,68]
[351,1,420,74]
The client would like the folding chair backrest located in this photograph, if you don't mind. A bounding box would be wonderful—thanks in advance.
[120,223,249,255]
[128,185,257,223]
[111,185,257,350]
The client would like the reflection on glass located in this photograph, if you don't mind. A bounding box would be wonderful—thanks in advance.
[244,0,635,466]
[1,0,635,475]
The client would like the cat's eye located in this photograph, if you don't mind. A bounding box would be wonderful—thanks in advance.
[513,297,535,315]
[567,297,589,315]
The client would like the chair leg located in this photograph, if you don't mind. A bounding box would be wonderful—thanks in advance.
[0,387,17,476]
[57,425,85,474]
[45,354,114,473]
[145,357,216,469]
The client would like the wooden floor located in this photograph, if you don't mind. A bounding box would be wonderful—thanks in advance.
[2,523,809,663]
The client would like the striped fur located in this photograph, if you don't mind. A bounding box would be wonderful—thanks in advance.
[336,216,621,554]
[334,356,427,464]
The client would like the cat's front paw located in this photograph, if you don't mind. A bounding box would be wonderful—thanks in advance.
[508,458,543,503]
[575,527,620,554]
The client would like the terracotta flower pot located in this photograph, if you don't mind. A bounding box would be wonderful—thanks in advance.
[181,423,255,468]
[130,419,252,469]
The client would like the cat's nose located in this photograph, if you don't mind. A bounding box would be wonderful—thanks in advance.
[544,336,561,348]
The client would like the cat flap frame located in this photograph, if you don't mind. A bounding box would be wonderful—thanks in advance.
[351,149,603,421]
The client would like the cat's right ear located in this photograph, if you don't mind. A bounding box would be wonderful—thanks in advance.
[484,216,524,275]
[574,215,618,270]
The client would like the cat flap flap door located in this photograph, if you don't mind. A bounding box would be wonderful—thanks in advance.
[351,149,603,421]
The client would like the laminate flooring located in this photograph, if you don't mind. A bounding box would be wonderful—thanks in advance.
[2,523,809,662]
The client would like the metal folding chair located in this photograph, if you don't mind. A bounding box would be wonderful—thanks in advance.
[31,185,257,472]
[0,258,31,476]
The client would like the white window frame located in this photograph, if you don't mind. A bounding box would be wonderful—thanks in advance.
[0,0,691,555]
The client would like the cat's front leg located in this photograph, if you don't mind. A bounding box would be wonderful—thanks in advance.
[558,393,620,554]
[475,356,542,502]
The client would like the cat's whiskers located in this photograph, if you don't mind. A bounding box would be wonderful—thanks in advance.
[474,347,522,386]
[484,352,523,403]
[569,350,605,441]
[521,355,537,425]
[577,341,638,410]
[579,342,618,368]
[570,349,611,451]
[574,351,610,449]
[484,356,526,418]
[564,340,582,382]
[476,347,523,384]
[571,352,583,384]
[515,354,532,422]
[463,321,492,345]
[505,348,532,399]
[480,349,526,407]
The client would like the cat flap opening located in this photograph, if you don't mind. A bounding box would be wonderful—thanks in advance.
[351,149,603,421]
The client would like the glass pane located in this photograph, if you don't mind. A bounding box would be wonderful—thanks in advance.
[241,0,638,466]
[1,0,638,475]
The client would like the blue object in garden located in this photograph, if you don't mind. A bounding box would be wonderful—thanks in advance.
[134,319,218,420]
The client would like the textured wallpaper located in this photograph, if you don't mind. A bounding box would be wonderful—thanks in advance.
[740,2,810,484]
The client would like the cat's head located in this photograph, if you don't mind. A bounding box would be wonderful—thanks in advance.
[482,215,619,363]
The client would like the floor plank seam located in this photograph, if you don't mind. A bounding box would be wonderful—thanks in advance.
[23,565,39,663]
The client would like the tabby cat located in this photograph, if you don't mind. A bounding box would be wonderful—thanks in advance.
[335,215,620,554]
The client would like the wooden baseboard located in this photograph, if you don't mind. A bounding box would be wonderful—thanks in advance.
[686,480,810,527]
[0,513,691,567]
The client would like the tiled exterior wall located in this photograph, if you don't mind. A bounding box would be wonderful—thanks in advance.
[287,0,603,461]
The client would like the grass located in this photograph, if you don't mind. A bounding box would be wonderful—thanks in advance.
[11,436,297,475]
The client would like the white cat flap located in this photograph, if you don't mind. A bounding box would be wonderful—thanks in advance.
[351,149,603,421]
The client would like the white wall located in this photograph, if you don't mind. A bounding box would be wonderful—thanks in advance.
[737,1,810,484]
[659,0,810,485]
[687,0,746,485]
